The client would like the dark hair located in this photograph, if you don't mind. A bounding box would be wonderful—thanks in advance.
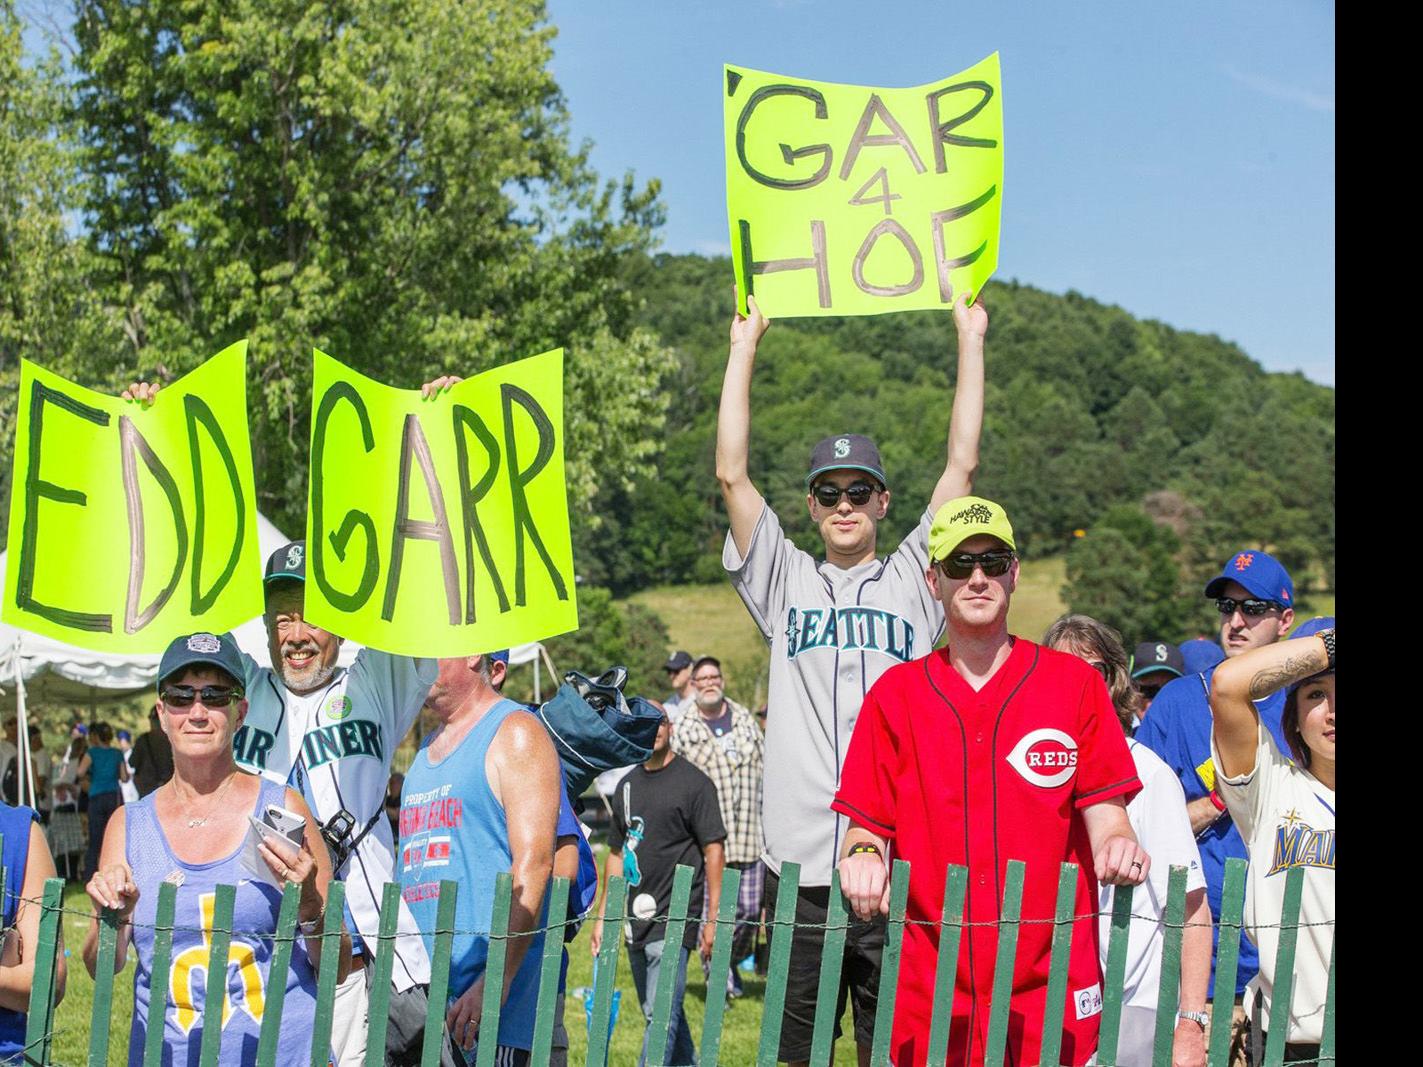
[1282,671,1334,769]
[91,721,114,744]
[1042,614,1143,732]
[691,656,722,676]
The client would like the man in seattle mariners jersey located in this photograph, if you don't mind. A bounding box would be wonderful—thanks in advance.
[716,290,985,1065]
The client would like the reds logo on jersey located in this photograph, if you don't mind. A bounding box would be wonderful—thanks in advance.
[1005,728,1079,788]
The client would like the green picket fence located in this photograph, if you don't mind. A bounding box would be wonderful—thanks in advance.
[13,856,1335,1066]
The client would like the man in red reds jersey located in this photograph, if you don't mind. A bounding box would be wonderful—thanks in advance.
[832,496,1150,1067]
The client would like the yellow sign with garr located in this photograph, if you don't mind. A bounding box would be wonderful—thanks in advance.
[725,54,1004,317]
[303,348,578,656]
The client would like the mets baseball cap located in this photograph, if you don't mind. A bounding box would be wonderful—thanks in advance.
[264,541,306,586]
[806,434,888,488]
[1203,549,1294,607]
[158,631,246,690]
[929,496,1016,562]
[1179,638,1225,674]
[1290,616,1335,641]
[1130,641,1185,680]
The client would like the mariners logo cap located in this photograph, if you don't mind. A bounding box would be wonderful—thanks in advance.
[1203,549,1294,606]
[264,541,306,586]
[1130,641,1185,680]
[929,496,1016,562]
[806,434,888,488]
[158,631,246,690]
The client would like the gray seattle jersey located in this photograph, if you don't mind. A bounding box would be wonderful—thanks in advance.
[724,503,944,886]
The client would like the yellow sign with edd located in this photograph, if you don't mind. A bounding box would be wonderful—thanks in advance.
[3,342,263,652]
[725,54,1003,317]
[303,348,578,657]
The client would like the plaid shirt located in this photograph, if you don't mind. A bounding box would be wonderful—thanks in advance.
[671,698,765,864]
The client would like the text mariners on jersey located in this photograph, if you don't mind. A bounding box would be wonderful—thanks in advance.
[233,719,384,771]
[1266,808,1335,877]
[784,605,916,661]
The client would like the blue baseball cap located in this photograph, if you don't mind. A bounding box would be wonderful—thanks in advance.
[158,631,246,690]
[1180,638,1226,674]
[1203,549,1294,607]
[1290,616,1335,641]
[487,649,510,666]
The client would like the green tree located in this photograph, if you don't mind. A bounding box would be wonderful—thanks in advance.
[69,0,674,533]
[1062,504,1190,644]
[540,586,670,704]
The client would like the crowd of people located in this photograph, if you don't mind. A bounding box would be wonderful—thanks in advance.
[0,301,1333,1067]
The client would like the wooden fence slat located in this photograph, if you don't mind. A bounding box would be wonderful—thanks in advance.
[254,883,302,1067]
[869,859,911,1067]
[1207,858,1248,1067]
[1097,883,1134,1067]
[1262,866,1305,1067]
[983,860,1026,1067]
[364,881,403,1067]
[1149,865,1190,1067]
[196,882,236,1067]
[142,881,180,1067]
[646,864,694,1067]
[756,861,801,1067]
[420,880,460,1067]
[475,872,515,1067]
[86,905,121,1067]
[925,865,968,1064]
[1037,862,1080,1067]
[530,875,571,1066]
[586,876,627,1067]
[1318,928,1336,1064]
[24,876,63,1065]
[310,880,347,1066]
[808,870,849,1067]
[697,865,742,1067]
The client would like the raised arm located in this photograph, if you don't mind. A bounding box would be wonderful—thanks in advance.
[716,292,771,557]
[928,292,987,512]
[1210,632,1331,778]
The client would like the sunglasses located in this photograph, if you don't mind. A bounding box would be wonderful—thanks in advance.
[811,481,882,508]
[161,685,245,709]
[1137,682,1167,699]
[935,549,1015,580]
[1215,597,1282,617]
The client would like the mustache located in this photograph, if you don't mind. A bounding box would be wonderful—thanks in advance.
[281,641,319,657]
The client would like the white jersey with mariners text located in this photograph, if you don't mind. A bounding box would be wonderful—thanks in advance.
[234,649,438,991]
[724,503,943,886]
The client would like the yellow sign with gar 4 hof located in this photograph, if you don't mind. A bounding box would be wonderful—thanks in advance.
[725,53,1003,318]
[303,348,578,657]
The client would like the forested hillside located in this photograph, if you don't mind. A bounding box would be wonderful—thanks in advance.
[576,253,1334,639]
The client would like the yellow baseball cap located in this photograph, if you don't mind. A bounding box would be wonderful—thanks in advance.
[929,496,1017,562]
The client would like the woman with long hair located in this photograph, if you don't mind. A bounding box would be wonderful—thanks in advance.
[1209,619,1334,1063]
[1044,614,1212,1067]
[82,632,349,1064]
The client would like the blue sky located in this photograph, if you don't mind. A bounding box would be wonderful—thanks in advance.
[547,1,1335,384]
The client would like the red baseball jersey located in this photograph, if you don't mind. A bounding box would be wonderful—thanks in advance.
[831,638,1141,1066]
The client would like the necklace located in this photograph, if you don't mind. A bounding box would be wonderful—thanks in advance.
[181,772,239,828]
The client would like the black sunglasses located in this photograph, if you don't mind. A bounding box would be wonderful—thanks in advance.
[1137,681,1168,699]
[811,481,882,507]
[936,549,1015,580]
[161,685,245,708]
[1215,597,1282,617]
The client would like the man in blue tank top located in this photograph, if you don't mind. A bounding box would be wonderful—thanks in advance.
[397,651,563,1067]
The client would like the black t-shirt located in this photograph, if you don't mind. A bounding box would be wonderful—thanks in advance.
[607,756,726,949]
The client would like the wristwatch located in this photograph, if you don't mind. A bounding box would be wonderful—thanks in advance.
[1320,628,1335,670]
[1178,1010,1209,1031]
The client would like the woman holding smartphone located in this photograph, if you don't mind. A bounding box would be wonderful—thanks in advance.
[82,631,350,1065]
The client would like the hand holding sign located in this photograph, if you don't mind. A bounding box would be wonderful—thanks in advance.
[304,349,578,657]
[725,54,1004,318]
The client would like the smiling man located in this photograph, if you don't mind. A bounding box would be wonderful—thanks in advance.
[716,290,985,1066]
[833,497,1147,1067]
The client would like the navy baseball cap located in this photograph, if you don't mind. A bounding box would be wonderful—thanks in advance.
[1180,638,1225,674]
[1290,616,1335,641]
[806,434,887,488]
[158,631,246,690]
[1130,641,1185,680]
[663,650,693,672]
[264,541,306,586]
[1203,549,1294,607]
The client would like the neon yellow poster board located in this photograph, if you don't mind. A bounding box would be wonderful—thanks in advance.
[303,348,578,657]
[3,342,263,652]
[725,54,1003,318]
